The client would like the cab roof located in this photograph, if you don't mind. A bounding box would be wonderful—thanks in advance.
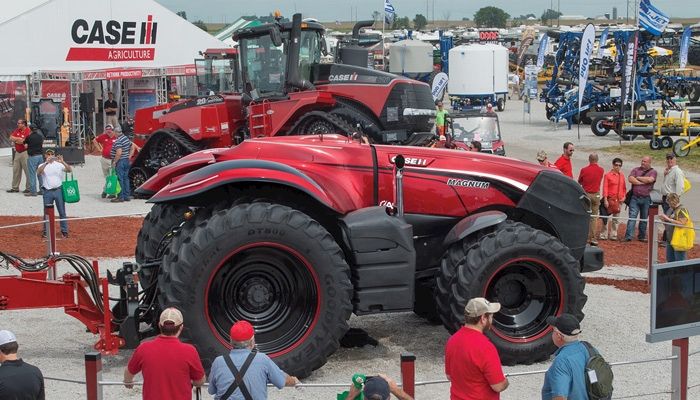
[232,20,325,41]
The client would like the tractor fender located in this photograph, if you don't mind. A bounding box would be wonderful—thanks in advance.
[148,159,339,211]
[442,210,508,247]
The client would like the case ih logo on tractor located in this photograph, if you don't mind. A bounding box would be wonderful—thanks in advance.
[66,15,157,61]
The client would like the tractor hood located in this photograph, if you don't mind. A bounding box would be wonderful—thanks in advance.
[312,63,400,86]
[140,135,551,205]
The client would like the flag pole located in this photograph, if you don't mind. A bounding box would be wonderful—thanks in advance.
[382,1,386,71]
[631,0,639,124]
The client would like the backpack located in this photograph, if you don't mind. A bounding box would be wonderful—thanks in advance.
[582,341,614,400]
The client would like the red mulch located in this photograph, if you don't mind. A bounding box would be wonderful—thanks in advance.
[0,216,143,259]
[2,216,697,294]
[585,277,651,294]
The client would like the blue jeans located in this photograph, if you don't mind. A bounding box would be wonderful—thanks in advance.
[666,241,687,262]
[625,195,651,240]
[116,158,131,200]
[27,155,43,194]
[43,188,68,234]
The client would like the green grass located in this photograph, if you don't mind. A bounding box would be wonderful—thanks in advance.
[597,141,700,173]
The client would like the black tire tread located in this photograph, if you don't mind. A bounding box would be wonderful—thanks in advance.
[159,202,353,378]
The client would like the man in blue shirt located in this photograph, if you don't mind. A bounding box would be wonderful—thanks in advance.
[208,320,300,400]
[110,126,132,203]
[541,313,589,400]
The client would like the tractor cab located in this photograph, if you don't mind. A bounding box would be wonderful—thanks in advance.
[195,48,240,96]
[233,14,325,99]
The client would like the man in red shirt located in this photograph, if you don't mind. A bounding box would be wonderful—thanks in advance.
[7,119,31,193]
[445,298,509,400]
[578,153,605,246]
[554,142,574,178]
[124,308,205,400]
[93,125,117,198]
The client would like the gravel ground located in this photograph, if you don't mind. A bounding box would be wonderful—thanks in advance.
[1,260,698,399]
[1,99,699,399]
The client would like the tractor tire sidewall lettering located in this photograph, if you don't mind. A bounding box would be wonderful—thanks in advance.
[158,203,352,378]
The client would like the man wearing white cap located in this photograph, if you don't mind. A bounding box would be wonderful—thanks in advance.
[445,298,509,400]
[124,307,205,400]
[0,330,45,399]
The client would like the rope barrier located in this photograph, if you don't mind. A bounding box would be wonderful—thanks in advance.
[45,376,87,385]
[0,211,149,230]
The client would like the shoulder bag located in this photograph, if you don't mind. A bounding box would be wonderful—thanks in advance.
[62,172,81,203]
[670,209,695,252]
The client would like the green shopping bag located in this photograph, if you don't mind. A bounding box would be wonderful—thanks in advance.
[62,172,81,203]
[105,168,121,196]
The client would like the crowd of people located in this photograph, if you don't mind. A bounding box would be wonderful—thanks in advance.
[5,117,140,237]
[538,142,692,259]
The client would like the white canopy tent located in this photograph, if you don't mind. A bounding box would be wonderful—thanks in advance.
[0,0,226,75]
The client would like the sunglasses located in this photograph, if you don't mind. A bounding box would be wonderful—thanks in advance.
[614,163,622,167]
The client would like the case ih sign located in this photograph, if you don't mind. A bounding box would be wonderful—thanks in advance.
[66,15,157,61]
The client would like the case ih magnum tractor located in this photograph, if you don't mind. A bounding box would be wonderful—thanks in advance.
[133,134,603,378]
[129,14,435,190]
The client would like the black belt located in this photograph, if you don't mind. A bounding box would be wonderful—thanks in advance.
[43,187,60,191]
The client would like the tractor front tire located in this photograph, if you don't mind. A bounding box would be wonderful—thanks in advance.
[438,223,586,365]
[158,203,353,378]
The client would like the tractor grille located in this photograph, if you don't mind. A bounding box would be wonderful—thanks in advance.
[380,82,435,133]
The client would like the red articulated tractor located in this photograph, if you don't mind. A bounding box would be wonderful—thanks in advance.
[133,134,603,378]
[129,13,436,191]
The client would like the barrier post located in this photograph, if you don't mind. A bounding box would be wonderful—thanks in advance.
[671,338,689,400]
[400,352,416,398]
[44,205,57,279]
[647,205,659,283]
[85,352,103,400]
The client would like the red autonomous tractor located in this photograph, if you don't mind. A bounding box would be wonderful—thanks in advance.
[133,134,603,378]
[129,14,436,190]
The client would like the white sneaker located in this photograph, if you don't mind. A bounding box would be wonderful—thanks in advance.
[599,234,608,240]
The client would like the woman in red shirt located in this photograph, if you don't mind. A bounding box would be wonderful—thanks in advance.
[600,158,626,240]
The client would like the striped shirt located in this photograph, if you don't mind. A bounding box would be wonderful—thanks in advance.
[110,134,131,161]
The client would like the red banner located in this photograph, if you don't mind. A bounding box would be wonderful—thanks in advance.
[66,47,156,61]
[105,69,143,80]
[40,81,72,113]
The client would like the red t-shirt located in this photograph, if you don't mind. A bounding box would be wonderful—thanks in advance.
[127,335,205,400]
[577,163,605,193]
[95,133,116,159]
[11,127,30,152]
[445,327,506,400]
[554,155,573,178]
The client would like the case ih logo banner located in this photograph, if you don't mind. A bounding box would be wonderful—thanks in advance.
[66,15,157,61]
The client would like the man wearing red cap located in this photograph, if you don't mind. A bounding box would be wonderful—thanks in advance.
[124,307,205,399]
[208,320,300,400]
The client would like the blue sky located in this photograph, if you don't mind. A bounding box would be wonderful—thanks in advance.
[155,0,698,24]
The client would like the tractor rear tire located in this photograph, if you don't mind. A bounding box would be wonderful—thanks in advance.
[591,118,610,136]
[135,203,190,288]
[438,223,586,365]
[158,203,353,378]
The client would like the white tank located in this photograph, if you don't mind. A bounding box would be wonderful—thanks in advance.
[389,40,434,76]
[448,43,509,96]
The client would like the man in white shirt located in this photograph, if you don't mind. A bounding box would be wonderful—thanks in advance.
[37,148,72,238]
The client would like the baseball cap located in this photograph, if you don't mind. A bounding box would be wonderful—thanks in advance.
[0,330,17,346]
[159,307,183,326]
[536,150,548,162]
[666,153,675,160]
[105,124,114,130]
[230,321,255,341]
[465,297,501,318]
[546,313,581,336]
[363,376,391,400]
[44,148,56,155]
